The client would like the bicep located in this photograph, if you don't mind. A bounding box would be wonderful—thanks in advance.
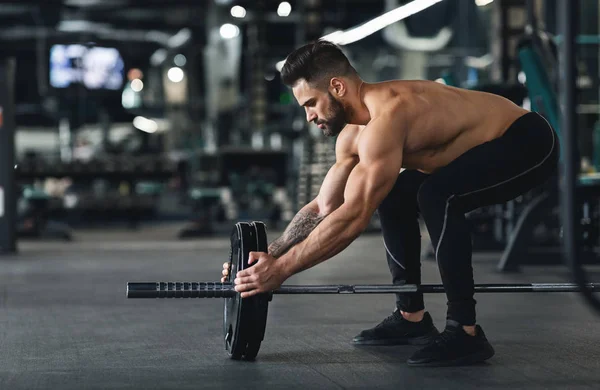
[343,159,401,218]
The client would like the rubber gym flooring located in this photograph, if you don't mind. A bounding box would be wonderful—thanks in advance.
[0,224,599,389]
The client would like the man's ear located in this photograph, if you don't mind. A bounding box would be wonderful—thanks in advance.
[329,78,346,97]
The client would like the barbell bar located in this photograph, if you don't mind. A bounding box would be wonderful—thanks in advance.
[127,221,600,361]
[127,281,600,299]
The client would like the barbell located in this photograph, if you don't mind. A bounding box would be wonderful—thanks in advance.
[127,221,600,361]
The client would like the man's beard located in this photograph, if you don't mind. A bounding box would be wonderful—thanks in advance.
[319,93,350,137]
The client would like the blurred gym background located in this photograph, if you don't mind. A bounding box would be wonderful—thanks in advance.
[1,0,599,271]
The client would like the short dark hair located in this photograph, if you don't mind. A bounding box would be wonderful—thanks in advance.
[280,40,357,89]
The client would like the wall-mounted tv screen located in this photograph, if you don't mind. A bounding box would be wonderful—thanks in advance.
[50,44,124,90]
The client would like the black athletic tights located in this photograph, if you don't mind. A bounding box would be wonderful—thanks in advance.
[378,112,559,325]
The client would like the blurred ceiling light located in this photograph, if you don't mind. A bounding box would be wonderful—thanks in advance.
[321,0,443,45]
[65,0,127,6]
[231,5,246,18]
[145,30,172,44]
[475,0,494,6]
[277,0,443,71]
[150,49,168,66]
[64,0,103,6]
[277,2,292,17]
[57,20,111,32]
[215,0,233,4]
[133,116,158,133]
[167,67,185,83]
[127,68,143,81]
[168,28,192,48]
[131,79,144,92]
[174,54,187,67]
[464,53,494,69]
[220,23,240,39]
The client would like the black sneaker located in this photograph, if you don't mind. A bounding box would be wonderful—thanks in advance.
[407,321,495,366]
[353,310,440,346]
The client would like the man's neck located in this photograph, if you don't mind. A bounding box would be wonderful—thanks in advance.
[352,86,372,125]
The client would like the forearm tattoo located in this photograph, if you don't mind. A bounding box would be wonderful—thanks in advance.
[268,209,326,258]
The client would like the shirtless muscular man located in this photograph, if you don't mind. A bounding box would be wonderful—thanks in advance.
[223,40,559,366]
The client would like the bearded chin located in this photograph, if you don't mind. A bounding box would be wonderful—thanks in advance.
[323,126,338,137]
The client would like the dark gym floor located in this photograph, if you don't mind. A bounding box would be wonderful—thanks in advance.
[1,224,599,389]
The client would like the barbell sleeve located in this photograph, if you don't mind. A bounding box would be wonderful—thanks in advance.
[126,282,600,298]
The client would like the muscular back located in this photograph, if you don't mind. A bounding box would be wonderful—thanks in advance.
[354,80,529,173]
[318,79,528,216]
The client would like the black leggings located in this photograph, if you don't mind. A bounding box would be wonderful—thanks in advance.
[378,112,559,325]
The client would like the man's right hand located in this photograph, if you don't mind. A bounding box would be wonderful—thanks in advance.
[221,247,277,282]
[221,262,230,283]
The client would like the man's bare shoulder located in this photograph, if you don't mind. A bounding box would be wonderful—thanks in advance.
[335,124,362,156]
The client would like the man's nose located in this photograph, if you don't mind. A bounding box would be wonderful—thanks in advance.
[306,111,316,123]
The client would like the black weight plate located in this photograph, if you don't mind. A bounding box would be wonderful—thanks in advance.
[223,221,271,360]
[224,222,252,359]
[223,223,249,359]
[243,221,270,360]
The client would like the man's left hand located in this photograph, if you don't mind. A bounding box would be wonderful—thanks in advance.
[234,252,288,298]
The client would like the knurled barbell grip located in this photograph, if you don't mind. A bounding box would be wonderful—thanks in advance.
[127,282,238,299]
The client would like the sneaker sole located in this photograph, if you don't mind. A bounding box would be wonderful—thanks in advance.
[353,330,439,346]
[407,347,495,367]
